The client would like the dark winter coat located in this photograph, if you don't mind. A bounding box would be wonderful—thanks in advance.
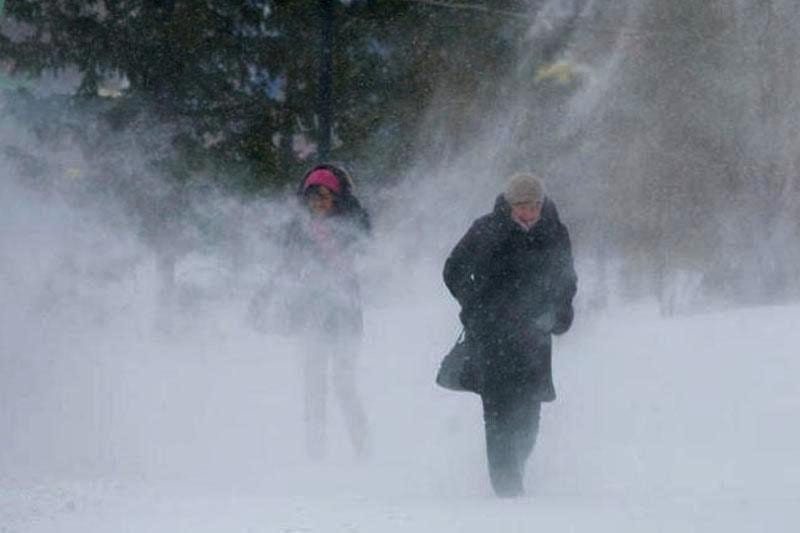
[443,195,577,401]
[282,165,371,338]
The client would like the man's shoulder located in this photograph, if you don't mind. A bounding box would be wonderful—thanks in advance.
[469,211,506,236]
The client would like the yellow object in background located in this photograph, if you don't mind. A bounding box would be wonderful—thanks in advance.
[535,61,576,85]
[65,167,82,179]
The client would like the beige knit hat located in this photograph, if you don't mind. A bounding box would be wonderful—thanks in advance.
[504,173,545,205]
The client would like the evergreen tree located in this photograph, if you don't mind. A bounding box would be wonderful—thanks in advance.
[1,0,525,190]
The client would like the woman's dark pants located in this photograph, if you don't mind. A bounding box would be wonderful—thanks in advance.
[480,383,541,497]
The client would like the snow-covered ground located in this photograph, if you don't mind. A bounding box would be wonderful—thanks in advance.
[2,281,798,531]
[2,174,798,531]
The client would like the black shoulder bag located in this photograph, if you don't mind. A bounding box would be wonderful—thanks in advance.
[436,330,482,393]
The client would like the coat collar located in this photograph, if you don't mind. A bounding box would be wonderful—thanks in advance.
[492,194,559,238]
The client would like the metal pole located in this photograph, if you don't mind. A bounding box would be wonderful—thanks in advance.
[317,0,334,161]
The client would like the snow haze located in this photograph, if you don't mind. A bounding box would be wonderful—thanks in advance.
[3,0,800,531]
[2,121,799,531]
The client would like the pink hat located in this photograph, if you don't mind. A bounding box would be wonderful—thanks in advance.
[303,169,341,194]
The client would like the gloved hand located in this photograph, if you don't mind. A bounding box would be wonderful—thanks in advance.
[552,305,574,335]
[533,311,556,333]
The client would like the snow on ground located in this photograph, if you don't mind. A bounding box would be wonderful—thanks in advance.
[1,178,798,531]
[2,282,799,532]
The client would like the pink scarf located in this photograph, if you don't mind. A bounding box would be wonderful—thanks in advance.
[306,217,356,278]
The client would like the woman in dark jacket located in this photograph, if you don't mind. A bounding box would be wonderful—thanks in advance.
[443,173,577,497]
[284,163,371,459]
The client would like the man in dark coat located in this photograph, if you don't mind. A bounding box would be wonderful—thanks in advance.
[443,173,577,497]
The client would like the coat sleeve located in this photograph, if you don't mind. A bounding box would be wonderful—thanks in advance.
[551,221,577,335]
[342,195,371,235]
[347,201,371,256]
[443,218,492,310]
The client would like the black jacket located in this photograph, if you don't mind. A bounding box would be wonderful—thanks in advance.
[443,195,577,399]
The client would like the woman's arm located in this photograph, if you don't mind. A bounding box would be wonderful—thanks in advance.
[443,219,494,309]
[551,222,577,335]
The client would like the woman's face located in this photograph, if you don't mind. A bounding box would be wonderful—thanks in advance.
[307,185,335,216]
[511,200,542,229]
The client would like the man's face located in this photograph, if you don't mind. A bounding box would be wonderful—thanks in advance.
[511,200,542,229]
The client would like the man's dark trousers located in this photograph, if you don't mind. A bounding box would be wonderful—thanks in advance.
[481,382,541,497]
